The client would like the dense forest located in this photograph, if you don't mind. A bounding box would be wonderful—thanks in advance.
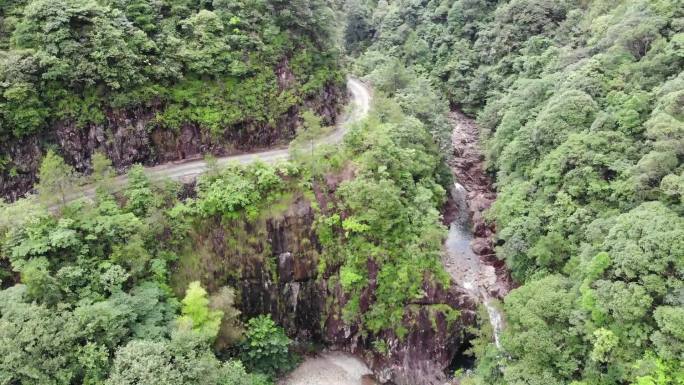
[0,70,454,385]
[0,0,339,138]
[0,0,347,383]
[0,159,294,384]
[0,0,459,382]
[0,0,682,385]
[345,0,683,384]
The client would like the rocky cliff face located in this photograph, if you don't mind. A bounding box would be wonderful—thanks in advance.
[349,283,476,385]
[0,66,346,202]
[171,197,325,341]
[172,193,477,385]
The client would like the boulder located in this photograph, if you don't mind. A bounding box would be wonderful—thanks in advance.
[471,238,494,256]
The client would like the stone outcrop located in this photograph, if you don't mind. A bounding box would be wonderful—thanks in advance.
[362,289,476,385]
[0,136,42,201]
[172,198,325,341]
[172,191,477,385]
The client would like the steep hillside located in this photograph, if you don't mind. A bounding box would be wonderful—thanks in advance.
[0,85,474,385]
[0,1,681,385]
[0,69,472,385]
[0,0,345,200]
[345,0,683,383]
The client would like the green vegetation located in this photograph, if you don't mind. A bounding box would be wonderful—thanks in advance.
[346,0,683,383]
[179,281,224,341]
[239,315,296,378]
[320,94,454,334]
[106,333,267,385]
[290,109,329,180]
[165,80,458,340]
[167,161,286,227]
[0,52,460,382]
[0,159,288,384]
[0,0,342,142]
[35,149,79,208]
[1,0,681,384]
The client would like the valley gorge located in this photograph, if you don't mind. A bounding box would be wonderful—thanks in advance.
[443,111,512,350]
[0,1,681,385]
[165,99,512,385]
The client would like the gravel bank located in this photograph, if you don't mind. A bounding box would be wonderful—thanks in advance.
[279,351,375,385]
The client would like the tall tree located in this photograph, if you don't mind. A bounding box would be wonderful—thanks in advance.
[291,110,326,182]
[91,151,115,196]
[36,150,78,208]
[178,281,223,341]
[209,286,244,350]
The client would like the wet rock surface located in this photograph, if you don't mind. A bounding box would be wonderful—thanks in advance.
[445,110,513,299]
[175,187,476,385]
[197,198,325,342]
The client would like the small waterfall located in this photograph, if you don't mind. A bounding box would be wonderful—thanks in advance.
[445,181,504,350]
[451,182,470,230]
[290,282,301,314]
[283,281,301,315]
[482,296,503,349]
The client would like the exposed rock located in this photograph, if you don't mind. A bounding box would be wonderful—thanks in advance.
[442,110,516,363]
[0,70,346,201]
[173,193,476,385]
[364,285,477,385]
[470,237,493,256]
[0,136,42,202]
[446,110,512,293]
[278,252,295,283]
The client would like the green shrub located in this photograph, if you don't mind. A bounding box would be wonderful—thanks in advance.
[239,315,297,378]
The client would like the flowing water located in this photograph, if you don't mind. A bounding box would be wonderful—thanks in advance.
[482,297,504,348]
[278,98,505,384]
[443,183,504,349]
[443,109,512,351]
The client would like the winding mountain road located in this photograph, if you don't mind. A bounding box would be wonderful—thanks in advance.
[141,77,371,182]
[67,77,370,201]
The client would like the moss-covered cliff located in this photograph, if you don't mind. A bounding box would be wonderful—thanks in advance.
[171,187,476,385]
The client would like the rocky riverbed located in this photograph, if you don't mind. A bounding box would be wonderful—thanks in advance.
[443,110,512,348]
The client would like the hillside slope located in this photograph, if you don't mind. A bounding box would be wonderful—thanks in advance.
[0,0,345,200]
[345,0,683,383]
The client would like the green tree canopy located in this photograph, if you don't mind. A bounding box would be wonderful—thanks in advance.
[178,281,223,342]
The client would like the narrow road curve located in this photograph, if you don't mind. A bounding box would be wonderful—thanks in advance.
[141,77,371,182]
[67,77,370,201]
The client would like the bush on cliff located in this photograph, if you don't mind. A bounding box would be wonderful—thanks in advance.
[239,315,297,378]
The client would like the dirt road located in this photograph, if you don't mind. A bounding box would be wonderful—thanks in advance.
[61,77,371,203]
[140,77,371,182]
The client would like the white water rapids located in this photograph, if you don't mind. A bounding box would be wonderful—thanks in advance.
[444,182,504,348]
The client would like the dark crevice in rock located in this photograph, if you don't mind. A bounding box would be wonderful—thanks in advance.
[172,173,479,385]
[447,331,476,374]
